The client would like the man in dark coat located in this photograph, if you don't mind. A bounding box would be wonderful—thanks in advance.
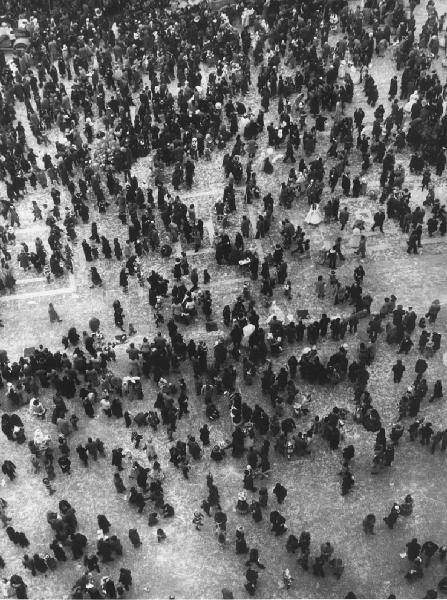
[371,209,385,233]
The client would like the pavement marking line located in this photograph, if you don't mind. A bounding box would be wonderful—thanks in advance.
[16,277,47,284]
[212,275,247,288]
[185,247,214,257]
[0,274,76,302]
[0,286,76,301]
[182,189,216,200]
[421,236,447,246]
[11,227,49,239]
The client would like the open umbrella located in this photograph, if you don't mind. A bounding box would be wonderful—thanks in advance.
[242,323,255,338]
[267,301,285,322]
[242,323,255,347]
[89,317,100,332]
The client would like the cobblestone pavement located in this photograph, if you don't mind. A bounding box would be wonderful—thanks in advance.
[0,0,447,598]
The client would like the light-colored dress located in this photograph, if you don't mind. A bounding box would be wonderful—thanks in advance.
[305,204,323,225]
[350,64,360,84]
[404,91,419,113]
[350,227,361,248]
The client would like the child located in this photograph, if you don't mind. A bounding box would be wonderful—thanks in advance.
[218,531,227,545]
[192,511,204,531]
[181,457,190,480]
[43,477,56,495]
[91,244,99,260]
[31,455,41,474]
[194,375,203,397]
[348,311,359,333]
[43,264,51,284]
[315,276,325,298]
[284,280,292,300]
[32,201,42,221]
[128,528,141,548]
[0,499,11,527]
[148,512,159,527]
[157,528,167,542]
[70,414,79,431]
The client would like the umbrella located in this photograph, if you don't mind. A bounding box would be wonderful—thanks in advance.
[243,324,255,338]
[267,301,285,322]
[89,317,100,332]
[360,124,372,136]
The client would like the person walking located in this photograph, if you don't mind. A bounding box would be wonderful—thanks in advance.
[355,235,367,258]
[339,207,350,230]
[48,303,62,323]
[371,210,385,233]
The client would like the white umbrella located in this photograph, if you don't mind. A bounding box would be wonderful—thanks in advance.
[242,323,255,348]
[267,301,285,322]
[243,323,255,338]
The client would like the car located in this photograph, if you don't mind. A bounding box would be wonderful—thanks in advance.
[0,23,15,48]
[16,17,30,36]
[0,17,30,50]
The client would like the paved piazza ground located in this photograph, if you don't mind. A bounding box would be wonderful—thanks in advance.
[1,1,447,598]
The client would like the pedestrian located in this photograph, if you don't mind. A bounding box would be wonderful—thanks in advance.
[392,359,405,383]
[426,300,440,323]
[362,514,376,534]
[48,303,62,323]
[90,267,103,288]
[355,235,367,258]
[315,275,325,298]
[128,529,141,548]
[371,210,385,233]
[2,460,16,480]
[118,568,132,591]
[339,207,350,230]
[273,483,287,504]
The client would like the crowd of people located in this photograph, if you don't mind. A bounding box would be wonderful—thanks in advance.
[0,0,446,597]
